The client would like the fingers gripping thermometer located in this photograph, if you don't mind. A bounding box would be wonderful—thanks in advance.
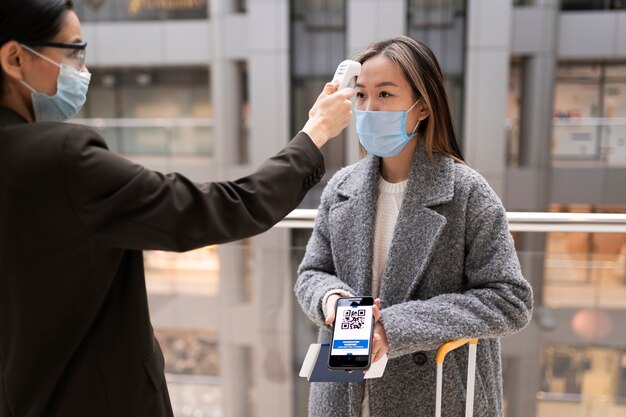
[332,60,361,89]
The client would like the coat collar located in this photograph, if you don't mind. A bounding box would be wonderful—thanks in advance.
[336,144,455,208]
[331,145,456,306]
[0,106,28,127]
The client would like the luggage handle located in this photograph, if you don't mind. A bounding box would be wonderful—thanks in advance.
[435,338,479,417]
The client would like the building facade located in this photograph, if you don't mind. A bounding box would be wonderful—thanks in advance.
[73,0,626,416]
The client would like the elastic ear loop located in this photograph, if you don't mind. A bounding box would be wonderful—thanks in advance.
[408,98,423,135]
[18,44,61,94]
[411,119,421,135]
[20,44,62,68]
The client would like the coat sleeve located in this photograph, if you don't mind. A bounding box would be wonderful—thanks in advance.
[379,195,534,358]
[60,125,325,251]
[294,171,358,329]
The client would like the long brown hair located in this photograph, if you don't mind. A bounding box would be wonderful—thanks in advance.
[353,36,464,162]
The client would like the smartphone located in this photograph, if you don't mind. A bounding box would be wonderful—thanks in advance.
[328,296,375,370]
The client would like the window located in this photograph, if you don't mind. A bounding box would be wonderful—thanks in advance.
[553,63,626,164]
[74,0,208,22]
[292,0,346,29]
[77,67,212,156]
[562,0,626,11]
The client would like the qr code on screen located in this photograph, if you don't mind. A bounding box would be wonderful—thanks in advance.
[341,309,366,330]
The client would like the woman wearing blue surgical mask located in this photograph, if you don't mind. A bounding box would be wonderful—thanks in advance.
[295,37,533,417]
[0,1,354,416]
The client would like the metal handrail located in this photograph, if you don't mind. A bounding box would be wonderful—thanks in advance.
[506,117,626,127]
[275,210,626,233]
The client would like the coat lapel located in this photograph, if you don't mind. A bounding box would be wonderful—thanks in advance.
[378,147,455,306]
[329,147,455,306]
[329,155,380,296]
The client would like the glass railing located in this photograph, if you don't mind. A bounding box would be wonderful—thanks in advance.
[72,118,214,156]
[75,117,625,166]
[144,211,626,417]
[506,118,626,166]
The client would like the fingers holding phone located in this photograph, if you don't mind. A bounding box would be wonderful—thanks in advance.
[371,321,389,364]
[370,298,388,364]
[372,298,381,321]
[325,293,341,326]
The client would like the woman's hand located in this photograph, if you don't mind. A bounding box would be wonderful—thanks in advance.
[371,298,389,364]
[325,296,389,364]
[302,82,354,149]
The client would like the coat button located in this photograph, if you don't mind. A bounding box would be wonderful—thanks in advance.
[303,178,311,189]
[315,167,324,179]
[412,352,427,366]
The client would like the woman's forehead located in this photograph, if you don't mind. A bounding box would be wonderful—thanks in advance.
[357,56,407,87]
[52,10,83,43]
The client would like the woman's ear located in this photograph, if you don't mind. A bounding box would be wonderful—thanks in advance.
[0,41,26,82]
[417,98,430,121]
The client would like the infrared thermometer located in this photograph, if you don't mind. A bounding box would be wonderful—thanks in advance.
[332,60,361,89]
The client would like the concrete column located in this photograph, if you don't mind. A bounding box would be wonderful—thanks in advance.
[463,0,513,197]
[518,0,559,201]
[252,229,293,417]
[210,2,251,417]
[217,241,252,417]
[217,229,293,417]
[210,0,242,177]
[345,0,407,164]
[247,0,290,164]
[247,3,292,413]
[216,1,294,417]
[508,2,560,417]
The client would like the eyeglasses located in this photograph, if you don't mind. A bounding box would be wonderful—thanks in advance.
[21,41,87,70]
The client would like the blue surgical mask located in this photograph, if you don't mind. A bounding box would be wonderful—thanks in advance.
[19,45,91,122]
[356,100,420,157]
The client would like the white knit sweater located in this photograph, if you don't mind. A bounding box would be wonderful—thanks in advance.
[363,176,407,417]
[371,177,408,298]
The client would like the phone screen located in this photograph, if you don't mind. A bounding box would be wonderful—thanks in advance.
[328,297,374,370]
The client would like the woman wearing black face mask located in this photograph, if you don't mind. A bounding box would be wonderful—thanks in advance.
[0,1,354,416]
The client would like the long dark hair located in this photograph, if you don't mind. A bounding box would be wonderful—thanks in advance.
[0,0,74,95]
[353,36,465,163]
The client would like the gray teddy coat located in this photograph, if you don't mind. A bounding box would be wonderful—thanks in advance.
[295,147,533,417]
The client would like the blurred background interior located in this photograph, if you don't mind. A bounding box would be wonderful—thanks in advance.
[70,0,626,416]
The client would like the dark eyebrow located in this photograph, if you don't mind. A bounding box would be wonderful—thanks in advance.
[354,81,400,89]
